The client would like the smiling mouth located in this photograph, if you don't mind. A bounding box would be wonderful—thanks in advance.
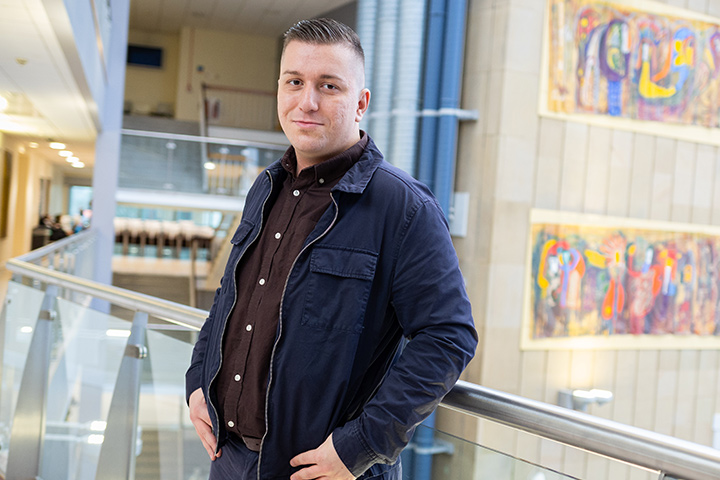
[294,120,322,127]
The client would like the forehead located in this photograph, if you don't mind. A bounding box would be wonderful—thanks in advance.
[280,41,364,80]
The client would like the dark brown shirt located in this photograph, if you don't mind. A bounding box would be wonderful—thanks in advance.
[215,133,369,450]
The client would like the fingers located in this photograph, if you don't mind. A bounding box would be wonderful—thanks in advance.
[188,388,219,460]
[290,449,315,468]
[290,465,323,480]
[193,414,219,460]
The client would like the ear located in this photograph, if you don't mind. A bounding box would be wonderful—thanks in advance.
[355,88,371,122]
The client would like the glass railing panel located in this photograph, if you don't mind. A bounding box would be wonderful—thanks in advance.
[120,136,205,193]
[39,296,130,480]
[403,425,576,480]
[0,281,46,471]
[136,327,207,480]
[119,132,286,197]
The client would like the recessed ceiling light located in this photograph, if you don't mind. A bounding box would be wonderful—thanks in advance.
[66,156,79,163]
[49,142,66,150]
[203,161,216,170]
[71,162,85,168]
[59,150,73,157]
[0,95,7,112]
[29,142,39,148]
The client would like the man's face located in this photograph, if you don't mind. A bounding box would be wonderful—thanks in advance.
[277,41,370,169]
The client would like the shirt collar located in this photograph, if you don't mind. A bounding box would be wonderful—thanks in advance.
[281,131,369,184]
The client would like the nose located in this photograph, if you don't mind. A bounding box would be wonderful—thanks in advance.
[298,87,319,112]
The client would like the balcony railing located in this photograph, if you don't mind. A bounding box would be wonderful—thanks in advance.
[2,231,720,479]
[119,129,287,201]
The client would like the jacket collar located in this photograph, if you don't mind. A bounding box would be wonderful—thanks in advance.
[265,135,384,195]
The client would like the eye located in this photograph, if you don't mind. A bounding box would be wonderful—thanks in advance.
[322,83,339,91]
[288,79,302,86]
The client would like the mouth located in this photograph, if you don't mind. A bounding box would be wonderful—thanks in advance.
[293,120,323,128]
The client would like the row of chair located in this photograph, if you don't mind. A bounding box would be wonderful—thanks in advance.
[113,218,216,258]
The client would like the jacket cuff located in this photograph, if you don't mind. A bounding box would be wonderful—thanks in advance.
[185,363,202,405]
[332,419,378,477]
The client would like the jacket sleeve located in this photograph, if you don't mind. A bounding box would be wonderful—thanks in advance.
[331,199,478,475]
[185,281,223,404]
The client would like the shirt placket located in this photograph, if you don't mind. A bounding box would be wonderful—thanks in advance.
[228,178,307,431]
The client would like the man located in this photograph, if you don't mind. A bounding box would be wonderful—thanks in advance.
[186,18,477,480]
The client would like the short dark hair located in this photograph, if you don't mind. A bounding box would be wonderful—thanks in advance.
[282,18,364,64]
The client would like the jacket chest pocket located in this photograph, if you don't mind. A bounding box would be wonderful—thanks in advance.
[301,246,378,333]
[223,220,256,285]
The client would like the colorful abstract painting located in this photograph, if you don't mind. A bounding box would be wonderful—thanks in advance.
[547,0,720,128]
[530,221,720,340]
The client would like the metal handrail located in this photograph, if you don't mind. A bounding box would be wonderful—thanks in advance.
[443,380,720,480]
[15,229,95,264]
[7,244,720,479]
[121,128,288,150]
[6,259,206,330]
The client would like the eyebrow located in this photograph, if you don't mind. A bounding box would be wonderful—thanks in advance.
[281,70,346,83]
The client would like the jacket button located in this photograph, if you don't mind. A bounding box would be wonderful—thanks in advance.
[228,420,235,428]
[246,324,252,332]
[293,189,300,197]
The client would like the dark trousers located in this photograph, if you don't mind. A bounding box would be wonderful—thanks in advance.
[208,434,259,480]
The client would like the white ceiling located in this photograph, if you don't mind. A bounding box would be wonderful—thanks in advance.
[129,0,355,37]
[0,0,354,173]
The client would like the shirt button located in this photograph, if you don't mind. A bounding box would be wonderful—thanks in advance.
[318,178,325,184]
[259,278,266,285]
[228,420,235,428]
[293,189,300,197]
[275,232,281,239]
[234,374,241,382]
[246,324,252,332]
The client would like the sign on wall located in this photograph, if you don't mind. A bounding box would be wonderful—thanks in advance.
[523,210,720,349]
[542,0,720,143]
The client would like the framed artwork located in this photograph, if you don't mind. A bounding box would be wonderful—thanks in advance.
[540,0,720,145]
[522,209,720,350]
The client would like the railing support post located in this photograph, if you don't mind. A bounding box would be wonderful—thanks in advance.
[6,285,57,480]
[95,311,148,480]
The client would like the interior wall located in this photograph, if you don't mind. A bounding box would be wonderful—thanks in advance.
[454,0,720,479]
[124,30,180,116]
[174,27,280,122]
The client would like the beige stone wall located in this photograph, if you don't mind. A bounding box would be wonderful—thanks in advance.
[449,0,720,478]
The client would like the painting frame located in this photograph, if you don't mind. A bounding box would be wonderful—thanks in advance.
[522,209,720,350]
[539,0,720,147]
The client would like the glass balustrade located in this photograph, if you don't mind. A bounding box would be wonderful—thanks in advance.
[138,327,207,480]
[0,281,45,471]
[119,133,286,197]
[402,424,576,480]
[3,231,720,479]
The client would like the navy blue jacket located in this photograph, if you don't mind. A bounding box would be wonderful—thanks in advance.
[186,138,477,479]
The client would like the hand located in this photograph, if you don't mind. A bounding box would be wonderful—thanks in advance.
[189,388,221,460]
[289,434,355,480]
